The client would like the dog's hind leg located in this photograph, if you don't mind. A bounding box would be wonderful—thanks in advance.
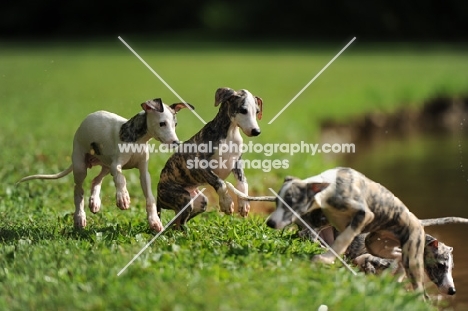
[157,183,193,229]
[187,188,208,221]
[110,162,130,210]
[89,166,110,214]
[72,150,88,228]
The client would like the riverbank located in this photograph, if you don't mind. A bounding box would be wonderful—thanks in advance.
[321,95,468,148]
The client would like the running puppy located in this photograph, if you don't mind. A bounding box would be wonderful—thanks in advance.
[265,167,427,294]
[18,98,193,231]
[157,87,263,228]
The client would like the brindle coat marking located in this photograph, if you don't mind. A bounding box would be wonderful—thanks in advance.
[266,167,427,294]
[157,87,263,228]
[298,211,463,295]
[351,233,456,295]
[18,98,192,231]
[119,111,149,142]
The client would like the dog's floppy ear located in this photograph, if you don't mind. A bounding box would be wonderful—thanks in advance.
[284,176,300,182]
[426,237,439,249]
[142,98,164,113]
[215,87,237,106]
[170,102,195,113]
[255,96,263,120]
[307,182,330,194]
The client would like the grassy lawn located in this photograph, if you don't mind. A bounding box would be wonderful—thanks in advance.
[1,41,467,310]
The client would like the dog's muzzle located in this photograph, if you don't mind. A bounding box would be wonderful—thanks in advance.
[251,128,261,136]
[448,287,456,295]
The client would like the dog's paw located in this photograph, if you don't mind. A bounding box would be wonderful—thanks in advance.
[363,262,377,274]
[219,195,234,215]
[238,200,250,217]
[352,255,366,267]
[148,215,164,232]
[89,196,101,213]
[74,212,87,228]
[116,190,130,210]
[312,254,335,265]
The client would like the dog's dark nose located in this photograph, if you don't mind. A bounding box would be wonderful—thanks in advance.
[170,141,181,150]
[448,287,456,295]
[251,128,261,136]
[266,218,276,228]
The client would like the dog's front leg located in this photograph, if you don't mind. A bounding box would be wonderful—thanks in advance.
[217,180,234,215]
[401,227,426,293]
[352,254,393,274]
[313,202,375,264]
[313,225,363,264]
[231,158,250,216]
[204,171,234,214]
[139,162,163,232]
[110,163,130,210]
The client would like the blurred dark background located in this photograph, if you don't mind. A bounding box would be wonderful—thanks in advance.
[1,0,467,41]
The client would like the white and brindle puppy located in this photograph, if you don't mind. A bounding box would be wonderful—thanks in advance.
[157,87,263,228]
[18,98,192,231]
[298,211,462,295]
[351,232,456,295]
[266,167,427,294]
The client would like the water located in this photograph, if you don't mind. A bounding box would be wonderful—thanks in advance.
[345,131,468,309]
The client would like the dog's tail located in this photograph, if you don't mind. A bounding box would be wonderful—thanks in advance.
[16,164,73,184]
[225,181,276,202]
[421,217,468,226]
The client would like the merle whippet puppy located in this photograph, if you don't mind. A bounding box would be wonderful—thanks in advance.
[228,167,427,294]
[18,98,193,231]
[157,87,263,228]
[298,211,464,296]
[350,232,456,295]
[227,179,464,296]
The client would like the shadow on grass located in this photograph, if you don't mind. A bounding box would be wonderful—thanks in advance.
[0,218,155,244]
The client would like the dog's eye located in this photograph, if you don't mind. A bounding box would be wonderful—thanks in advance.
[159,122,166,127]
[175,122,178,127]
[239,108,248,114]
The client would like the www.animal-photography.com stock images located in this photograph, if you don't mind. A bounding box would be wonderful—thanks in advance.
[2,1,468,310]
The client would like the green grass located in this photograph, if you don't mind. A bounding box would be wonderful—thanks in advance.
[2,43,468,183]
[2,41,467,310]
[0,209,431,311]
